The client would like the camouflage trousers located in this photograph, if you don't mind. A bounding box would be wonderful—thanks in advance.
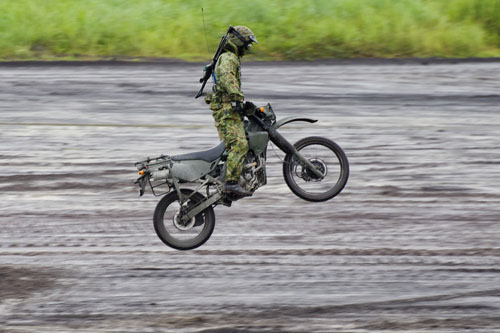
[211,102,248,182]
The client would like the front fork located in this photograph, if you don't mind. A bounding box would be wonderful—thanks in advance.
[266,125,324,179]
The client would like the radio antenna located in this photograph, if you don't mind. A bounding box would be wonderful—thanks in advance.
[201,8,210,56]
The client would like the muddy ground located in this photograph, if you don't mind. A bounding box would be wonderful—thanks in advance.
[0,61,499,332]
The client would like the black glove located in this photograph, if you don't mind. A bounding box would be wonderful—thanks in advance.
[232,101,257,116]
[244,101,257,115]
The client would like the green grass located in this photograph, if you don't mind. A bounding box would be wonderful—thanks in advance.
[1,0,500,61]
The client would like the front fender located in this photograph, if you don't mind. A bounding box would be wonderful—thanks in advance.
[273,116,318,129]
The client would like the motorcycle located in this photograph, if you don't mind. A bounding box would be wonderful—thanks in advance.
[134,103,349,250]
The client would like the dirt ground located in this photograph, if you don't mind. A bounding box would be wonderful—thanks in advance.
[1,61,500,332]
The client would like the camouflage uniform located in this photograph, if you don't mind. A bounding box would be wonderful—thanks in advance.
[209,40,248,183]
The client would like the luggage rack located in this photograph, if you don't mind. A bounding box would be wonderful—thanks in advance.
[148,177,170,197]
[135,154,172,197]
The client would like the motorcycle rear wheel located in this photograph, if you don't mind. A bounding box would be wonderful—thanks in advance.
[283,136,349,202]
[153,189,215,250]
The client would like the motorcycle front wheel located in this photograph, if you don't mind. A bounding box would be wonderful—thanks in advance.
[153,189,215,250]
[283,136,349,202]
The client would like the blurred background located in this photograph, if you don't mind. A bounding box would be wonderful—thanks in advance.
[1,0,500,61]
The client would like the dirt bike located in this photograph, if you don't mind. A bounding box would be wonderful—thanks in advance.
[134,103,349,250]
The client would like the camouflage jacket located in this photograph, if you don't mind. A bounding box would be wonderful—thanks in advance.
[213,42,244,103]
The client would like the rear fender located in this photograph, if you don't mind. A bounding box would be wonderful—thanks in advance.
[274,116,317,129]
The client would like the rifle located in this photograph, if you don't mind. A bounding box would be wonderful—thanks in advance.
[195,25,234,99]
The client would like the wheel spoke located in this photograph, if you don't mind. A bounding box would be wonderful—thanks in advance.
[163,200,205,240]
[283,137,349,202]
[153,189,216,250]
[290,145,341,194]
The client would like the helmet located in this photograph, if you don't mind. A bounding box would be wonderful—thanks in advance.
[229,26,258,55]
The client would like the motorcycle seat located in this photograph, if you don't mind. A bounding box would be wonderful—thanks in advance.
[171,142,226,162]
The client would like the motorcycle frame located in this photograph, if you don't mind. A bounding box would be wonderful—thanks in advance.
[135,104,322,222]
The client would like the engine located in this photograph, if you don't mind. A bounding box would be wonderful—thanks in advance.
[240,152,266,193]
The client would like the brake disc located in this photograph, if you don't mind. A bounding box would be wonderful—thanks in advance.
[302,158,327,182]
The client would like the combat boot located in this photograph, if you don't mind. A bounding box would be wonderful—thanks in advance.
[225,181,252,197]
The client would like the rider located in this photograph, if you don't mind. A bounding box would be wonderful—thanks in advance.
[208,26,258,197]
